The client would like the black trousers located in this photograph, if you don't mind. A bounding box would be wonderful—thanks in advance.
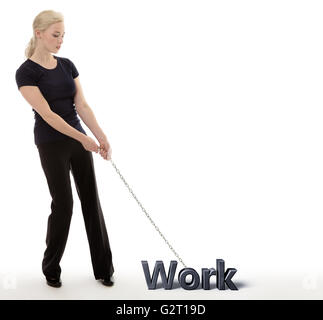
[36,137,114,280]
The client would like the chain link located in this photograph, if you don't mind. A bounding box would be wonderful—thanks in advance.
[109,158,187,269]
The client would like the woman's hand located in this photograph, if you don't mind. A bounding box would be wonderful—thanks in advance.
[97,136,112,160]
[80,135,100,153]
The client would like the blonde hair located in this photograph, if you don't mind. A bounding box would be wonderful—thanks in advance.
[25,10,64,59]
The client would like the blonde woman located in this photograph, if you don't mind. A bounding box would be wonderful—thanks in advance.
[15,10,114,288]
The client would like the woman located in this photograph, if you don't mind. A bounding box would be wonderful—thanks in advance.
[15,10,114,288]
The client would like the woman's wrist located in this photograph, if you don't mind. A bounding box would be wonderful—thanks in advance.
[77,133,87,143]
[97,134,107,142]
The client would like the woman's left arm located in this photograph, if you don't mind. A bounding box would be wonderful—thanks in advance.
[73,76,111,160]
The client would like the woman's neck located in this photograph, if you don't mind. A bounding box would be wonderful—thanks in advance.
[30,50,55,64]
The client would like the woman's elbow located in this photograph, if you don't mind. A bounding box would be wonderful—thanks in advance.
[42,110,56,123]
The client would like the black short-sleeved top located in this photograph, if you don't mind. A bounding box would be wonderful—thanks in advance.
[15,55,87,145]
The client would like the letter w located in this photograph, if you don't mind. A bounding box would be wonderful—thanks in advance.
[141,260,177,289]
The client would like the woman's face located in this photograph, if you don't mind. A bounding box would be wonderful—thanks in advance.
[36,22,65,53]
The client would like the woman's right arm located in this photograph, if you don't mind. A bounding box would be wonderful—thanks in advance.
[19,86,99,152]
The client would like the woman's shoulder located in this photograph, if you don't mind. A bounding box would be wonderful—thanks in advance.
[15,58,41,80]
[16,58,37,72]
[57,56,75,65]
[58,56,79,78]
[15,59,41,88]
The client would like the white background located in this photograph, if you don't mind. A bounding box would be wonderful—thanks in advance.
[1,0,323,299]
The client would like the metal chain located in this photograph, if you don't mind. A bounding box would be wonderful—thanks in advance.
[108,158,187,269]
